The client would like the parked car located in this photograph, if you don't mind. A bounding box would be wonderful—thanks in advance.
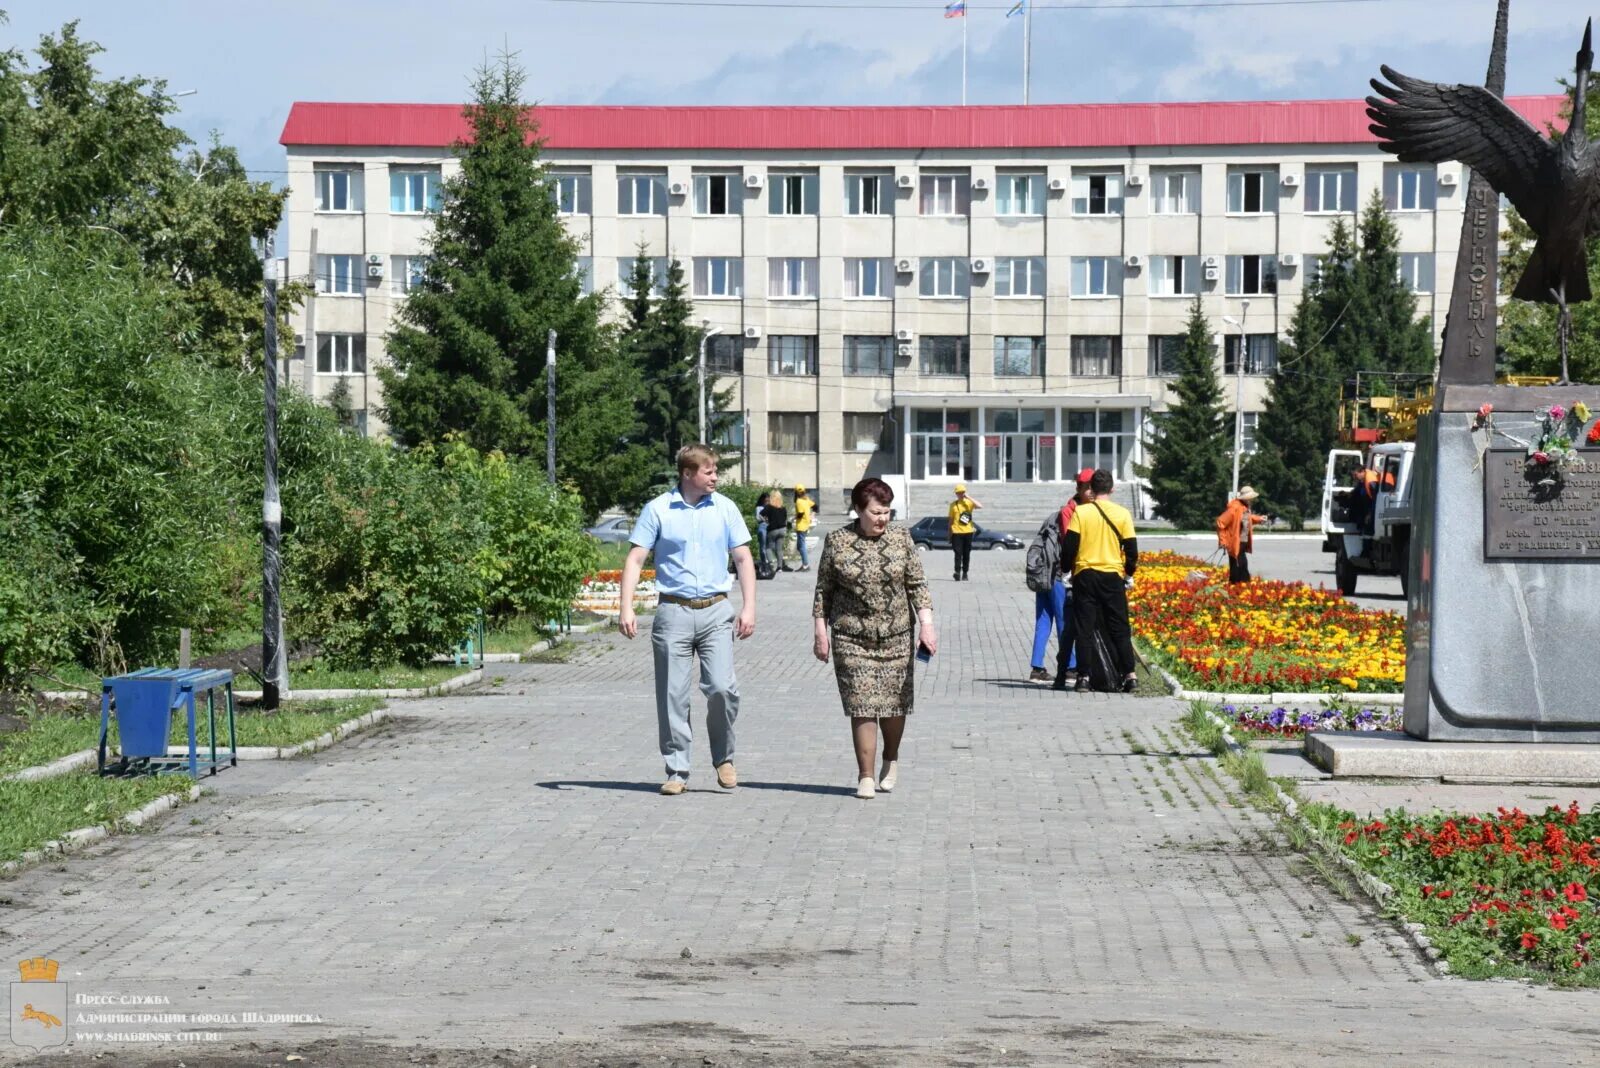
[584,515,634,544]
[907,516,1024,551]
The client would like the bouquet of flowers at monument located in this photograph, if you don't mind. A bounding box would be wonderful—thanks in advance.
[1313,802,1600,977]
[1221,702,1405,739]
[1475,402,1595,477]
[573,568,658,614]
[1129,551,1405,694]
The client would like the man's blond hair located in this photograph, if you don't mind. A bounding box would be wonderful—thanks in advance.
[676,443,719,477]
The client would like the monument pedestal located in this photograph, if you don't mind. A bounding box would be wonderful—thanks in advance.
[1405,385,1600,741]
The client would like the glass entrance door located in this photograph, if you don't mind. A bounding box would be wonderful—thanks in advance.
[911,433,976,481]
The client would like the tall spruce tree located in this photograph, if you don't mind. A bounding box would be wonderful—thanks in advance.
[379,52,652,515]
[1143,302,1231,528]
[1242,285,1338,527]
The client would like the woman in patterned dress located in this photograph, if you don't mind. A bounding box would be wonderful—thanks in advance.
[812,477,937,799]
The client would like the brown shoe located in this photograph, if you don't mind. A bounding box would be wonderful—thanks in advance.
[716,762,738,789]
[660,779,686,796]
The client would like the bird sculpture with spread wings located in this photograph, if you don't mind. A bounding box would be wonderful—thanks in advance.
[1367,20,1598,383]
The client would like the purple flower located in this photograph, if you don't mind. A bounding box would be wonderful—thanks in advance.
[1297,712,1317,729]
[1267,708,1288,728]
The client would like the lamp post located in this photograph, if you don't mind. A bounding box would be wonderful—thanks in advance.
[1222,299,1250,497]
[698,321,721,444]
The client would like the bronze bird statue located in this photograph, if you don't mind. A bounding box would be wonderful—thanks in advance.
[1367,19,1599,384]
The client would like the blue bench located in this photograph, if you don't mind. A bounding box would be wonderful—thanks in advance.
[98,668,238,778]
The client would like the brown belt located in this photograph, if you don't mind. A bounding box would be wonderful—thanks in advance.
[659,593,728,609]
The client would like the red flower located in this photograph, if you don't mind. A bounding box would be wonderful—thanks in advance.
[1422,885,1434,897]
[1565,882,1588,903]
[1551,912,1570,931]
[1589,421,1600,445]
[1522,932,1541,950]
[1436,888,1454,899]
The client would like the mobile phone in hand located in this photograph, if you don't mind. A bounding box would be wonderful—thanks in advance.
[916,642,934,663]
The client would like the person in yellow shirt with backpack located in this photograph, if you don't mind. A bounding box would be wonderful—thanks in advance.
[946,483,982,581]
[1060,469,1139,693]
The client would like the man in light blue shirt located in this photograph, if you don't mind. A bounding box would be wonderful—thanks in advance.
[620,444,756,795]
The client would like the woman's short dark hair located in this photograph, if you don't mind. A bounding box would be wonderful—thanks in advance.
[851,477,894,513]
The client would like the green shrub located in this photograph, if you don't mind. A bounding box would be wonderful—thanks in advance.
[0,495,102,689]
[716,481,779,543]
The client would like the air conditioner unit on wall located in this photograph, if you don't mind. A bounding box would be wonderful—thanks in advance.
[743,325,762,340]
[895,258,916,274]
[1047,177,1065,192]
[366,254,383,265]
[970,258,989,274]
[1125,172,1144,187]
[895,328,915,342]
[367,263,384,278]
[1279,253,1299,268]
[1281,173,1300,188]
[896,343,913,358]
[1124,255,1142,269]
[1203,265,1220,282]
[896,173,915,189]
[971,176,990,191]
[668,181,687,196]
[1438,171,1459,187]
[1203,255,1219,268]
[744,173,764,189]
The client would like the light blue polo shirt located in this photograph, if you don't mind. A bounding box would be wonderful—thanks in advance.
[629,488,751,599]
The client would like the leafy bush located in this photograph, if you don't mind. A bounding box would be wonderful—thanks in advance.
[715,481,779,543]
[0,494,102,689]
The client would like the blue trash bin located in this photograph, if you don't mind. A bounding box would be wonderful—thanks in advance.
[109,676,182,758]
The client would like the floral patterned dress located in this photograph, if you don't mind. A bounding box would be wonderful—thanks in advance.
[812,523,933,718]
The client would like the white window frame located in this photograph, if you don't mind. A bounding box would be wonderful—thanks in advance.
[618,174,667,216]
[1149,255,1199,297]
[919,257,970,299]
[768,257,818,299]
[1305,166,1358,214]
[1397,252,1435,293]
[1070,336,1122,376]
[389,167,441,214]
[768,412,818,453]
[768,335,819,376]
[1240,411,1260,455]
[919,173,971,217]
[994,256,1045,298]
[390,255,429,295]
[918,336,970,376]
[1070,257,1123,298]
[692,257,743,299]
[316,254,362,296]
[1385,165,1437,212]
[995,172,1045,216]
[693,173,739,216]
[1226,255,1279,296]
[1224,334,1279,375]
[617,256,668,296]
[1226,168,1279,214]
[314,167,363,213]
[844,172,890,216]
[1151,168,1200,215]
[844,257,892,299]
[553,172,592,216]
[770,172,819,216]
[1071,171,1124,216]
[315,333,366,375]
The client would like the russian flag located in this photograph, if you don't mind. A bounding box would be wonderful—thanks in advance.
[944,0,965,17]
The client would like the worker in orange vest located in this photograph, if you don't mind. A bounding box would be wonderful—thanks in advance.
[1217,487,1268,584]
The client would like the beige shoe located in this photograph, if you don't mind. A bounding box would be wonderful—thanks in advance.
[716,762,738,790]
[660,779,686,796]
[879,760,898,793]
[856,776,875,800]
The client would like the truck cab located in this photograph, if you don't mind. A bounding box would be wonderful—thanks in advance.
[1320,442,1415,595]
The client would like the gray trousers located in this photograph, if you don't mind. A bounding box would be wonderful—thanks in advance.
[650,599,740,779]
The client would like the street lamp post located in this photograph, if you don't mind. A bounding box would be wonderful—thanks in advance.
[698,321,721,444]
[1222,300,1250,497]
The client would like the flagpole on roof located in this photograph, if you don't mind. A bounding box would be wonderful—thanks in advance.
[1023,0,1031,104]
[962,8,968,105]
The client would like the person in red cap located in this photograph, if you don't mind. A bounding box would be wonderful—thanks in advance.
[1045,468,1096,689]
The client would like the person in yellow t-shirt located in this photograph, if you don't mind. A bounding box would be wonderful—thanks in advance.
[946,483,982,581]
[1060,469,1139,692]
[793,484,816,572]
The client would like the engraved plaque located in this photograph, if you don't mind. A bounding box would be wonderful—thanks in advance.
[1483,447,1600,559]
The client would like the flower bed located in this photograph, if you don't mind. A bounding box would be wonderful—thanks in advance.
[1307,802,1600,982]
[573,569,657,613]
[1220,702,1404,740]
[1129,550,1405,694]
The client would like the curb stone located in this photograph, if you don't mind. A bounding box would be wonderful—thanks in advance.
[1,749,98,783]
[0,784,202,879]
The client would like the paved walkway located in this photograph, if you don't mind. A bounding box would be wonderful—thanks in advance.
[4,552,1598,1066]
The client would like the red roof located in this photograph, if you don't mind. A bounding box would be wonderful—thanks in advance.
[280,97,1568,151]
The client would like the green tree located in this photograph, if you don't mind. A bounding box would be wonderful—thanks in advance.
[1243,288,1338,528]
[0,19,300,369]
[1143,302,1231,528]
[1341,191,1436,387]
[378,51,651,515]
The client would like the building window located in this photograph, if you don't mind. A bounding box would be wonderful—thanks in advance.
[1065,408,1133,480]
[768,335,818,376]
[617,256,668,296]
[1241,411,1260,454]
[575,257,593,296]
[1148,334,1191,377]
[993,336,1043,376]
[1071,170,1123,216]
[693,173,739,216]
[1149,255,1199,297]
[995,172,1045,216]
[315,333,366,375]
[843,412,887,453]
[845,172,891,215]
[1151,168,1200,215]
[1226,255,1278,296]
[919,335,969,376]
[390,167,442,214]
[1070,335,1121,376]
[1305,166,1357,213]
[994,257,1045,298]
[770,172,819,216]
[315,254,362,296]
[1224,334,1279,375]
[704,335,741,374]
[314,167,362,212]
[919,257,970,298]
[553,172,592,215]
[768,412,818,453]
[391,255,428,295]
[1227,168,1278,214]
[844,336,893,376]
[768,257,818,299]
[692,257,743,298]
[1397,252,1435,293]
[1071,257,1123,298]
[844,258,893,299]
[1385,165,1437,212]
[919,173,970,216]
[618,173,668,216]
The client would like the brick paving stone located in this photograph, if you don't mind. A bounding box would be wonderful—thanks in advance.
[3,551,1599,1066]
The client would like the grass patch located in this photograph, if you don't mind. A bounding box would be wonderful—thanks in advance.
[592,541,646,571]
[1181,701,1229,757]
[284,659,465,690]
[482,615,553,655]
[0,773,190,865]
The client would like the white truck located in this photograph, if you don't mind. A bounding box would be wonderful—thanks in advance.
[1319,441,1416,595]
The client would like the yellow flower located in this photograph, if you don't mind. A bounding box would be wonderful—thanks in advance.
[1576,402,1593,423]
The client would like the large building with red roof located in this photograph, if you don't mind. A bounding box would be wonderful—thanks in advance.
[280,97,1564,509]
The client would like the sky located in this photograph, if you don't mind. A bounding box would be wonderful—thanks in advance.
[6,0,1596,193]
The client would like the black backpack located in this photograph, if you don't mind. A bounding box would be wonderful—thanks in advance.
[1024,513,1061,593]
